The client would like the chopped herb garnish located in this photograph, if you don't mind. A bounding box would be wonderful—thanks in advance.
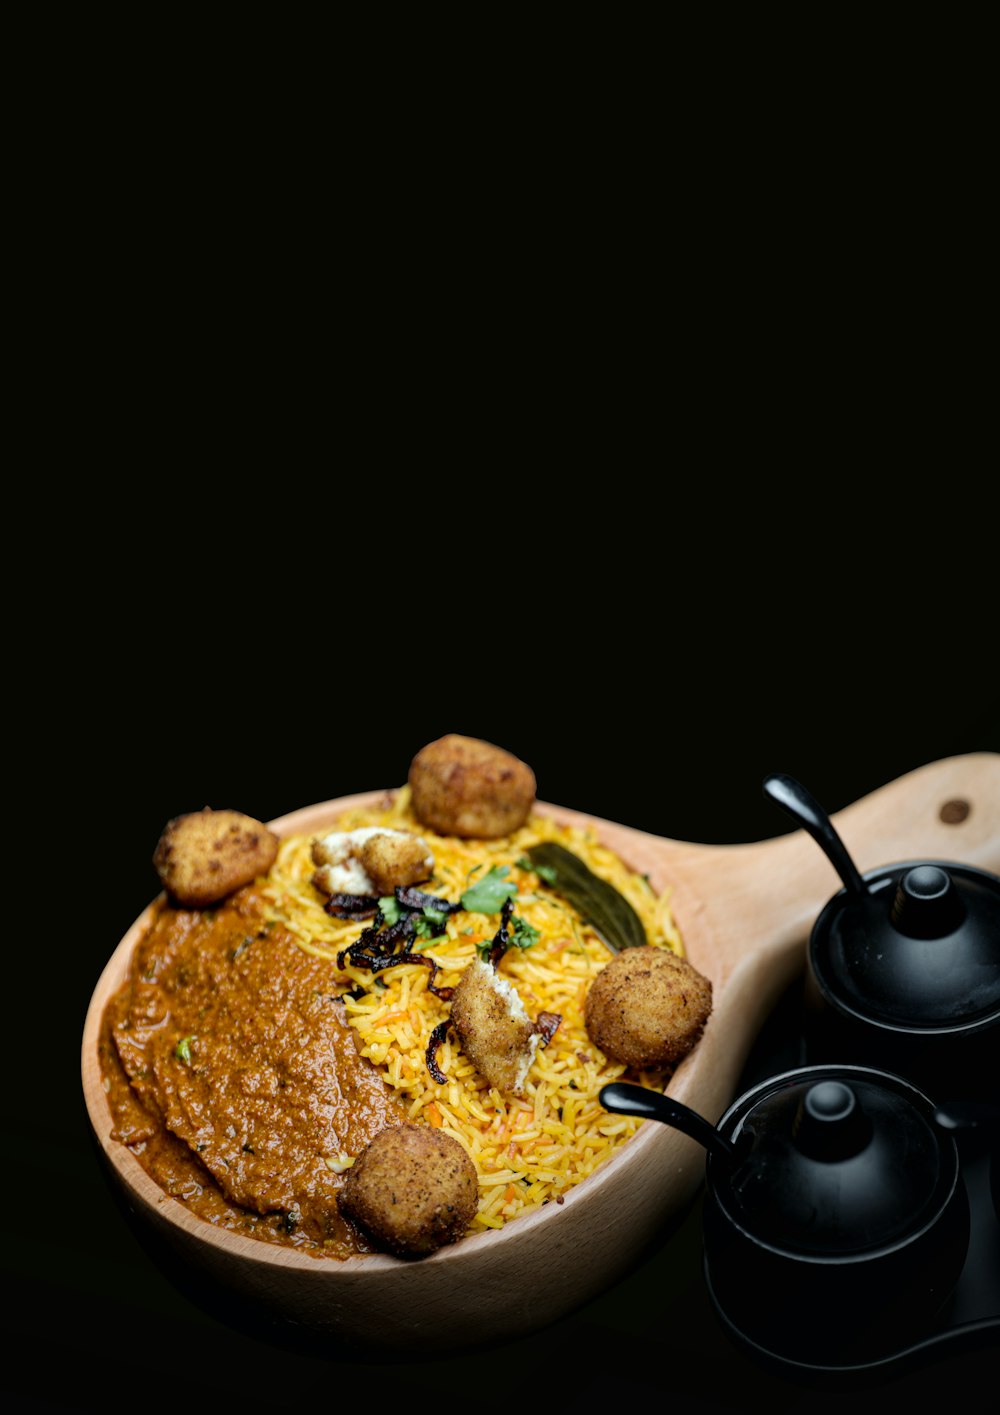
[466,863,485,882]
[511,914,540,950]
[174,1036,195,1064]
[476,910,536,957]
[232,936,253,961]
[379,895,404,925]
[461,865,518,914]
[413,915,447,941]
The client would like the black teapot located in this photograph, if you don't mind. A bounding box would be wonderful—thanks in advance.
[601,1066,971,1370]
[763,774,1000,1104]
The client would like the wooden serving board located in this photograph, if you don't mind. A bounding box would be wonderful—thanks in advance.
[81,754,1000,1354]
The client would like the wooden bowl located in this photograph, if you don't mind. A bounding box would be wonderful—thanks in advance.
[81,755,1000,1354]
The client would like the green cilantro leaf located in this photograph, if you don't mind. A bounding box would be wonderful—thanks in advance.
[379,896,404,924]
[413,915,444,940]
[461,865,518,914]
[475,912,538,961]
[511,915,540,950]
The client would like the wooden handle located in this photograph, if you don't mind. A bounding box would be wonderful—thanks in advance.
[635,752,999,1127]
[670,750,999,975]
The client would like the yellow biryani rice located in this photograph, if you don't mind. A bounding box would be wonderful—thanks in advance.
[259,786,683,1234]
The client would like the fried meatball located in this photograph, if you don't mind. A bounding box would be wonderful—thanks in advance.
[310,827,433,898]
[153,808,279,907]
[358,832,433,894]
[408,734,536,839]
[584,946,712,1070]
[339,1123,478,1257]
[451,958,540,1096]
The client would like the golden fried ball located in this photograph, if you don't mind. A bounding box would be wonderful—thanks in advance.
[408,734,536,839]
[358,833,433,894]
[339,1123,479,1258]
[584,945,712,1070]
[153,808,279,907]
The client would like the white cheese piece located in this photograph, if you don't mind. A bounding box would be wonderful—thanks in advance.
[314,858,377,895]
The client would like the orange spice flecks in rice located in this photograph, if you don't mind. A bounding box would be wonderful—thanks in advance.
[259,787,682,1234]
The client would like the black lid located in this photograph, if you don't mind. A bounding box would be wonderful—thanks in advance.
[810,861,1000,1034]
[711,1067,959,1257]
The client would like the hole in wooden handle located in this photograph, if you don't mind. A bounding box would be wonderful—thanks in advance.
[939,799,971,825]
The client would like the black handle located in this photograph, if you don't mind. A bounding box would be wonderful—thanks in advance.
[599,1082,736,1164]
[763,773,868,899]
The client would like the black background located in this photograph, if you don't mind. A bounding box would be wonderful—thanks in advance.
[13,506,997,1415]
[11,149,1000,1393]
[14,39,1000,1408]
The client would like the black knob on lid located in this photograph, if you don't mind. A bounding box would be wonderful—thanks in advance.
[796,1081,872,1161]
[810,862,1000,1030]
[890,865,965,938]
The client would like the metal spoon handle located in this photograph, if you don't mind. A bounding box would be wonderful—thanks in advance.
[763,773,868,899]
[599,1082,736,1164]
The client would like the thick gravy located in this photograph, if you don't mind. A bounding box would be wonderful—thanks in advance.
[99,886,406,1257]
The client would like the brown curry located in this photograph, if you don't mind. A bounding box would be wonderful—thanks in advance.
[99,886,406,1257]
